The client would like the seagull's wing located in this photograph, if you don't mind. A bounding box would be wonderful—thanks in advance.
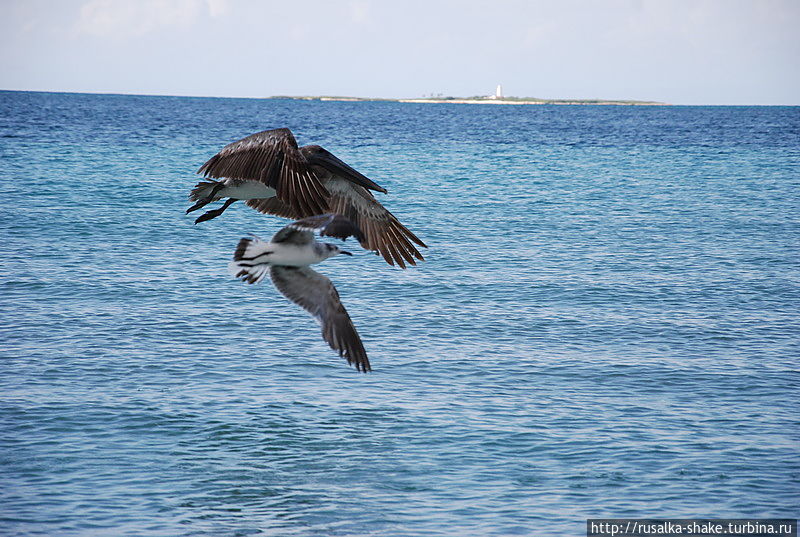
[324,178,427,268]
[197,128,329,215]
[270,266,371,372]
[271,214,365,245]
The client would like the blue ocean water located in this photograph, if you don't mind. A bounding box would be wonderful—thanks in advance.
[0,90,798,536]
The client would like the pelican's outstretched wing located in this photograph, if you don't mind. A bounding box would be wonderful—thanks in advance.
[246,185,426,268]
[245,197,300,220]
[198,128,329,216]
[325,178,426,268]
[270,266,371,373]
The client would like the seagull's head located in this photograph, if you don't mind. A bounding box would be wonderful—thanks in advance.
[323,242,353,259]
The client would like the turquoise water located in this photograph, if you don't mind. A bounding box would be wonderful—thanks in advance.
[1,91,798,536]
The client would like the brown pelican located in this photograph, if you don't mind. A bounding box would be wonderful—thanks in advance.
[229,214,371,372]
[187,128,427,268]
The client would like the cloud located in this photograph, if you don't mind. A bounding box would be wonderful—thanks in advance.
[349,0,371,25]
[206,0,229,18]
[75,0,224,37]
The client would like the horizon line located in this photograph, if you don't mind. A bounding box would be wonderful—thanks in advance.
[1,88,797,107]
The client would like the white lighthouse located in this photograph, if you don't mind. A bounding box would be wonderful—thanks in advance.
[495,84,504,99]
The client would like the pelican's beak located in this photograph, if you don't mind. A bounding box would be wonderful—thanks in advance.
[316,152,388,194]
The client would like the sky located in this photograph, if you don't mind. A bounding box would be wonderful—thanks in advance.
[1,0,798,105]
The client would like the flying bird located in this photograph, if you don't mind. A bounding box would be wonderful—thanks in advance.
[187,128,427,268]
[229,213,371,373]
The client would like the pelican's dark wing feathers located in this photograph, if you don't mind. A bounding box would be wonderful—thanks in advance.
[245,197,299,220]
[246,182,426,268]
[198,128,329,216]
[270,266,371,372]
[326,178,426,269]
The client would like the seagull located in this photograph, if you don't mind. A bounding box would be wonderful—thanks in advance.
[187,127,427,268]
[229,213,371,372]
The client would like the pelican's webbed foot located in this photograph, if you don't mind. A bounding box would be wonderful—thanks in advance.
[193,198,238,224]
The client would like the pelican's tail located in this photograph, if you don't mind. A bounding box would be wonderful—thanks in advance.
[229,236,272,284]
[189,180,223,202]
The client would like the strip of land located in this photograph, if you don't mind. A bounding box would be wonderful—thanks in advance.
[269,95,667,106]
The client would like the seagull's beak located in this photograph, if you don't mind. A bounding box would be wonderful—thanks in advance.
[316,152,388,194]
[339,250,353,256]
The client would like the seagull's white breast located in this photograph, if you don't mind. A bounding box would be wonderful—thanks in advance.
[268,244,328,267]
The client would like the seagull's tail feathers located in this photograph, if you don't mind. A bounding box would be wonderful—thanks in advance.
[229,236,273,285]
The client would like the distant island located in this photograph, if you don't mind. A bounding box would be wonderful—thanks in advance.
[268,95,667,106]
